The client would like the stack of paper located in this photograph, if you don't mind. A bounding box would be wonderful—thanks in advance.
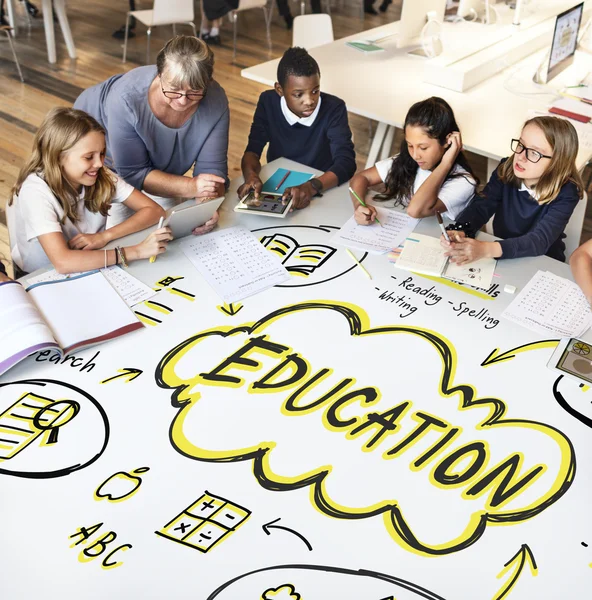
[332,208,420,255]
[502,270,592,337]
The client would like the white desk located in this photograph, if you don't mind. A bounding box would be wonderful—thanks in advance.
[3,159,591,600]
[6,0,76,63]
[242,4,592,174]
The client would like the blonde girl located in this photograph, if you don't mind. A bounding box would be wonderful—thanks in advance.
[7,107,171,276]
[443,116,584,264]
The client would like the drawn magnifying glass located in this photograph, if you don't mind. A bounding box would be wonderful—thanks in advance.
[32,400,80,445]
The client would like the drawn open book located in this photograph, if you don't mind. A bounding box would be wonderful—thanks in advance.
[396,233,497,290]
[0,271,143,376]
[260,233,336,277]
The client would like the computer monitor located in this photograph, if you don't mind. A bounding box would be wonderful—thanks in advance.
[546,2,584,82]
[397,0,447,49]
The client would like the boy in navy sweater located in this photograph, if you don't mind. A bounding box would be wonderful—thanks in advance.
[238,47,356,210]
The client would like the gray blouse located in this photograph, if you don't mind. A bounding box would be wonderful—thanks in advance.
[74,65,229,190]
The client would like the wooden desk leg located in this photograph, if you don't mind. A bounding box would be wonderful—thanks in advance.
[365,121,388,169]
[5,0,17,36]
[43,0,57,63]
[54,0,77,59]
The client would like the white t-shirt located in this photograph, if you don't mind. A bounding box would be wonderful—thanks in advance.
[7,171,134,274]
[374,156,475,220]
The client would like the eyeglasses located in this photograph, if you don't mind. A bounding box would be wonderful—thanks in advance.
[511,139,552,163]
[160,79,206,102]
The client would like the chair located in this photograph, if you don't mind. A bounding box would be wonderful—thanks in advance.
[564,191,588,261]
[123,0,197,63]
[230,0,272,62]
[292,14,333,48]
[0,26,24,82]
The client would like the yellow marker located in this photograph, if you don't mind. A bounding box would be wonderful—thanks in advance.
[345,248,372,280]
[150,217,165,263]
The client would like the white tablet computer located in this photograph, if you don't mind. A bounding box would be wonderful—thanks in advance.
[165,196,225,239]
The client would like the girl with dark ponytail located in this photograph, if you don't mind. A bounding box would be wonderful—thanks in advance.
[350,97,478,224]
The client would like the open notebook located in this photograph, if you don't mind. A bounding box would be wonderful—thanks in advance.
[395,233,497,290]
[0,271,143,376]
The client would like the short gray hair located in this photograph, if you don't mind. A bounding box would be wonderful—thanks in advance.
[156,36,214,91]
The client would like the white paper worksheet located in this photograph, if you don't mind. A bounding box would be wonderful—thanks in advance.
[181,226,291,303]
[332,207,420,254]
[502,270,592,337]
[26,266,156,308]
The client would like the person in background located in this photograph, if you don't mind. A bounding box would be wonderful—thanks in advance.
[443,116,583,265]
[238,46,356,211]
[7,108,170,276]
[351,97,477,223]
[74,35,227,230]
[112,0,136,39]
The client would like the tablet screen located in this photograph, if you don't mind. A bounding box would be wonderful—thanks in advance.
[239,193,291,216]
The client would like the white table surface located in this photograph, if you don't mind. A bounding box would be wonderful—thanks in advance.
[6,158,592,600]
[242,3,592,172]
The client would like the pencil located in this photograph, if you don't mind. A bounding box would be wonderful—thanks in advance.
[150,216,164,263]
[346,248,372,280]
[436,211,450,242]
[349,186,382,227]
[275,170,291,191]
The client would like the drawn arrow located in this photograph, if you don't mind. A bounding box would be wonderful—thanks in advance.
[262,518,313,551]
[492,544,537,600]
[481,340,559,367]
[100,368,143,384]
[217,302,243,317]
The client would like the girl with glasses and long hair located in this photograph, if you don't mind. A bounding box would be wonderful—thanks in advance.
[7,108,171,277]
[350,97,478,223]
[443,116,584,264]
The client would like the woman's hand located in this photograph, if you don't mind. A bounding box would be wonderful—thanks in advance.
[133,226,173,260]
[192,173,226,199]
[68,231,109,250]
[354,204,377,225]
[237,175,263,201]
[192,210,219,235]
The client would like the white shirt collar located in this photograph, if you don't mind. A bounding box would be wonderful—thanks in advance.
[520,182,539,200]
[280,95,322,127]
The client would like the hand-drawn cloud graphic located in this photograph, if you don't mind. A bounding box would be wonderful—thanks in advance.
[156,301,575,555]
[254,225,365,287]
[207,564,446,600]
[0,379,109,478]
[261,583,301,600]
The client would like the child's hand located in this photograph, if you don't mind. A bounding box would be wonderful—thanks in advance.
[283,182,314,210]
[192,173,226,199]
[69,231,109,250]
[443,236,487,265]
[442,131,463,168]
[440,229,465,249]
[237,176,263,200]
[354,204,377,225]
[192,210,219,235]
[135,226,173,260]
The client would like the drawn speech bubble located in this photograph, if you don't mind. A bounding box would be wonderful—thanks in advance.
[0,379,109,478]
[156,301,574,555]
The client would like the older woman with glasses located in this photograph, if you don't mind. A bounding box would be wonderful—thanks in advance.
[74,35,227,233]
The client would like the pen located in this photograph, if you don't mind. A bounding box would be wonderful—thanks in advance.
[275,170,291,191]
[150,216,164,263]
[346,248,372,280]
[348,186,383,227]
[436,211,450,242]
